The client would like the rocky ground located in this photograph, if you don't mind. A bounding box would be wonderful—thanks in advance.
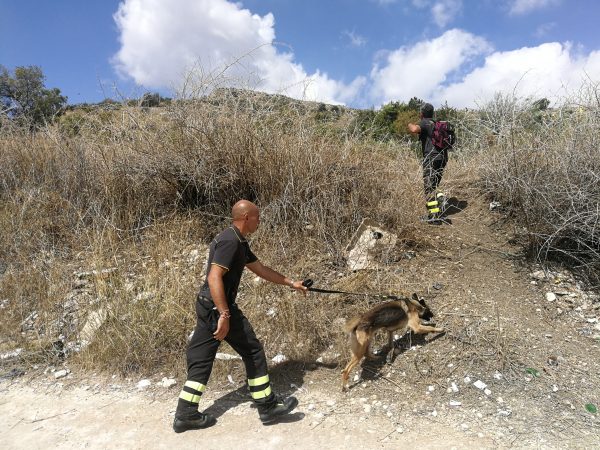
[2,183,600,449]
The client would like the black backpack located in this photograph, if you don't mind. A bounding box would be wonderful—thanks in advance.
[431,120,456,150]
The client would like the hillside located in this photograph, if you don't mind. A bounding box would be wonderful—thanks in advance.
[2,168,599,449]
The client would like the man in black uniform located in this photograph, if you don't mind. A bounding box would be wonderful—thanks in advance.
[408,102,448,224]
[173,200,308,433]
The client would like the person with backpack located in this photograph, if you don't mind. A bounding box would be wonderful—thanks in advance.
[408,102,455,225]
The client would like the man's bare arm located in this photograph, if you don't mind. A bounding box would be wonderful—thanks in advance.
[246,261,307,295]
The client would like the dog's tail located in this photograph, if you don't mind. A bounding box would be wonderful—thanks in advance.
[344,316,361,334]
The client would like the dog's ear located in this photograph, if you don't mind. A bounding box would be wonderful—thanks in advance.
[413,293,426,306]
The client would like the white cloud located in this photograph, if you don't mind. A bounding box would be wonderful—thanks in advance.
[437,43,600,107]
[534,22,556,38]
[343,30,367,48]
[112,0,364,104]
[369,29,491,105]
[509,0,561,15]
[411,0,463,27]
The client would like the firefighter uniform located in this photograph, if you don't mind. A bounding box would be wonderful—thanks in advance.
[175,226,278,420]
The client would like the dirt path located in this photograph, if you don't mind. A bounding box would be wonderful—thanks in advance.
[1,379,492,450]
[2,180,600,449]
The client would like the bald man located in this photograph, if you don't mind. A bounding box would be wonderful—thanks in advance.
[173,200,307,433]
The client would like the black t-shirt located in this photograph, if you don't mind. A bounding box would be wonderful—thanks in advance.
[198,226,258,305]
[419,118,436,156]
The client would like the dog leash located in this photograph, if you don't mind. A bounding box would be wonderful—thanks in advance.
[301,279,401,301]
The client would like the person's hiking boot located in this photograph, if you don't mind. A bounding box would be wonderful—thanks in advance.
[258,395,299,424]
[172,411,216,433]
[421,214,444,225]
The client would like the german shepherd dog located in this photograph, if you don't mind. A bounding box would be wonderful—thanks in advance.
[341,294,444,390]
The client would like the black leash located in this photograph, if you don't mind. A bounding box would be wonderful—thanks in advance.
[301,279,401,301]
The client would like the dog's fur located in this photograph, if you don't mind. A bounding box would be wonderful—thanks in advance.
[341,294,443,390]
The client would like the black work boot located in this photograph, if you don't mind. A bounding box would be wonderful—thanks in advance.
[258,395,299,424]
[173,411,216,433]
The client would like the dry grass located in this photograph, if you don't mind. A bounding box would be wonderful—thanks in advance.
[0,86,426,376]
[1,79,598,380]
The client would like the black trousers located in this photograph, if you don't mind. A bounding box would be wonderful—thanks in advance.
[187,299,268,383]
[422,149,448,198]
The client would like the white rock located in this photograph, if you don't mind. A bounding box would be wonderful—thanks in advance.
[497,397,504,403]
[363,404,372,414]
[137,379,151,389]
[451,382,459,392]
[54,369,68,379]
[307,404,315,411]
[271,354,287,364]
[428,385,435,392]
[463,376,471,384]
[552,385,559,392]
[449,400,462,407]
[531,270,547,280]
[160,377,177,388]
[431,410,438,417]
[493,372,502,380]
[461,423,469,430]
[546,292,557,302]
[473,380,487,390]
[396,427,404,433]
[484,388,492,396]
[326,400,336,407]
[354,374,360,382]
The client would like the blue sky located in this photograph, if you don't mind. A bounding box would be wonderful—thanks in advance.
[1,0,599,108]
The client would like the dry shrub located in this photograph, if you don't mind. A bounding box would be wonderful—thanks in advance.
[474,84,600,286]
[0,83,427,375]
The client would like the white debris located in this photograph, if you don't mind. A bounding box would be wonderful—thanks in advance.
[160,377,177,388]
[431,410,438,417]
[137,379,151,389]
[493,372,503,380]
[484,388,492,396]
[546,292,557,302]
[473,380,487,390]
[215,353,242,360]
[464,376,472,384]
[428,385,435,392]
[266,308,277,317]
[1,348,23,360]
[451,382,459,392]
[227,375,235,384]
[552,385,559,392]
[326,400,336,407]
[497,397,504,403]
[489,201,502,211]
[307,404,315,411]
[396,427,404,434]
[363,404,372,414]
[353,374,360,382]
[54,369,68,379]
[449,400,462,407]
[271,354,287,364]
[187,330,195,341]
